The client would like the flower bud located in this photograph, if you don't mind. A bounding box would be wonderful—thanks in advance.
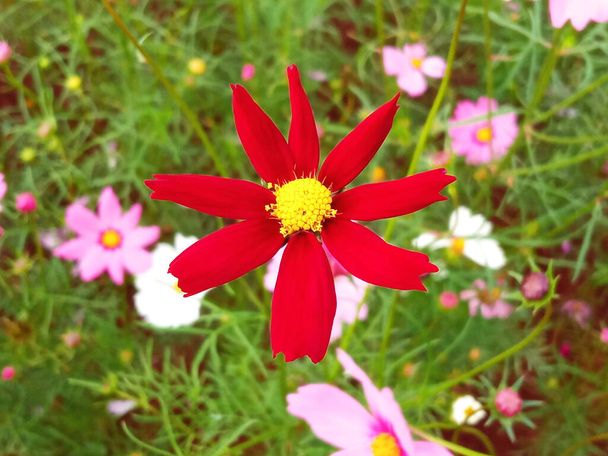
[520,272,549,300]
[371,166,386,183]
[16,192,37,213]
[241,63,255,81]
[66,75,82,91]
[469,348,481,361]
[61,332,81,348]
[0,42,12,64]
[20,147,36,163]
[1,366,15,381]
[439,291,459,309]
[494,388,522,417]
[601,328,608,345]
[188,58,206,75]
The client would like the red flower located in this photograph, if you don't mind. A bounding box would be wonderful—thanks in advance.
[146,65,455,363]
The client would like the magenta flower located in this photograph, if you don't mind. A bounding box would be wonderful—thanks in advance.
[494,388,522,417]
[287,349,453,456]
[549,0,608,30]
[562,299,591,328]
[383,44,446,97]
[0,173,6,212]
[439,291,459,309]
[461,279,514,319]
[54,187,160,285]
[241,63,255,81]
[600,328,608,344]
[1,366,15,381]
[449,97,518,165]
[16,192,37,213]
[265,246,368,341]
[0,42,11,64]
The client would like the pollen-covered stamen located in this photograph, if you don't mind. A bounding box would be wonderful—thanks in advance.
[476,126,492,143]
[371,433,401,456]
[265,178,336,237]
[411,58,423,68]
[101,229,122,249]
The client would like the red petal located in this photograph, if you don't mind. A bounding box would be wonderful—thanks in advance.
[146,174,274,219]
[321,218,437,291]
[318,94,400,192]
[287,65,319,177]
[271,231,336,363]
[169,218,284,297]
[232,84,295,184]
[332,169,456,221]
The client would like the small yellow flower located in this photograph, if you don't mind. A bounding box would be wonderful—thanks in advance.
[119,349,133,363]
[188,58,206,75]
[65,75,82,91]
[371,166,386,183]
[20,147,36,163]
[469,348,481,361]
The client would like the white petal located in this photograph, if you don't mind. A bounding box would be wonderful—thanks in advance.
[450,207,492,237]
[463,239,506,269]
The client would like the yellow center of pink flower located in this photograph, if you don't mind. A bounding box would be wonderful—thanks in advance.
[451,237,465,255]
[101,230,121,249]
[371,433,401,456]
[476,127,492,143]
[266,178,336,237]
[411,58,423,68]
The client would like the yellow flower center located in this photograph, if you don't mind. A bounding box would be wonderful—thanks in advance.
[451,237,465,255]
[265,178,336,237]
[411,58,423,68]
[173,281,183,294]
[371,433,401,456]
[464,406,476,417]
[476,127,492,143]
[101,230,121,249]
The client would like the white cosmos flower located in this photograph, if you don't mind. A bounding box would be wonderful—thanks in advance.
[412,206,506,270]
[451,395,487,425]
[134,234,209,328]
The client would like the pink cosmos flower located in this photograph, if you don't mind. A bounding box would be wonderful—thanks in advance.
[0,42,11,64]
[241,63,255,81]
[16,192,37,213]
[287,349,454,456]
[449,97,518,165]
[549,0,608,30]
[461,279,514,319]
[0,173,6,212]
[600,328,608,344]
[383,44,446,98]
[53,186,160,285]
[1,366,15,381]
[561,299,591,328]
[265,246,368,341]
[494,388,522,417]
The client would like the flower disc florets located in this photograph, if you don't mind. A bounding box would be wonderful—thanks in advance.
[266,178,336,237]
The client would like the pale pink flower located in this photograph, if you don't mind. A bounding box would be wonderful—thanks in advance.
[494,388,522,417]
[53,186,160,285]
[562,300,591,328]
[431,150,451,168]
[561,240,572,254]
[383,44,446,97]
[461,279,514,319]
[549,0,608,30]
[287,349,454,456]
[600,328,608,344]
[107,399,136,416]
[0,42,11,64]
[16,192,37,213]
[1,366,15,381]
[449,97,518,165]
[0,173,6,212]
[439,291,459,309]
[265,246,368,341]
[241,63,255,81]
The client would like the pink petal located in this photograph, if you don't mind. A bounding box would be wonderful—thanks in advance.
[331,448,374,456]
[116,204,142,232]
[123,248,153,274]
[412,441,454,456]
[98,187,123,226]
[54,237,95,261]
[287,384,376,449]
[382,47,406,76]
[397,69,427,98]
[107,251,125,285]
[403,44,427,60]
[336,349,384,418]
[65,203,101,237]
[78,244,109,282]
[123,226,160,249]
[421,56,446,79]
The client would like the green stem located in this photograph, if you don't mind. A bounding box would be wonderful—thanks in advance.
[406,0,469,176]
[100,0,227,177]
[2,65,38,102]
[407,301,552,402]
[503,144,608,177]
[409,425,491,456]
[528,129,608,144]
[376,290,399,386]
[534,70,608,124]
[420,423,495,456]
[559,432,608,456]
